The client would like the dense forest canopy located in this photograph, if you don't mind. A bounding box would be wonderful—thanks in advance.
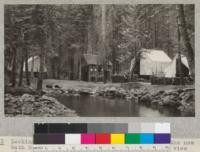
[4,4,194,90]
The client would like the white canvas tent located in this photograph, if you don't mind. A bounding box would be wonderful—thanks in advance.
[164,54,190,78]
[131,49,172,76]
[23,56,47,72]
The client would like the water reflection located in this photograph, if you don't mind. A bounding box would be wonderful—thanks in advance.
[55,95,181,117]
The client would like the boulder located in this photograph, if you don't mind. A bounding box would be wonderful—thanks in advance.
[79,88,91,95]
[117,88,127,97]
[22,104,33,115]
[177,89,184,94]
[178,103,195,116]
[181,92,194,103]
[164,91,179,97]
[105,87,117,96]
[151,100,159,109]
[46,84,53,88]
[40,95,57,102]
[20,94,35,102]
[54,85,61,89]
[140,94,152,103]
[4,94,13,102]
[161,95,180,106]
[158,90,165,94]
[179,92,185,98]
[183,88,195,92]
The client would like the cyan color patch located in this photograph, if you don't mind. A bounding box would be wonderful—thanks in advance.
[140,133,154,144]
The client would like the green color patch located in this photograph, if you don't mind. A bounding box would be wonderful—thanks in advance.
[125,133,140,144]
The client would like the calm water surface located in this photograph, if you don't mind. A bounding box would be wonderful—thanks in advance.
[55,95,181,117]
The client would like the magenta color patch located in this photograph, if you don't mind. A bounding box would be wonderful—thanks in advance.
[81,134,95,144]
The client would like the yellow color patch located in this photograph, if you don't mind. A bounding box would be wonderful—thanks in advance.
[111,134,125,144]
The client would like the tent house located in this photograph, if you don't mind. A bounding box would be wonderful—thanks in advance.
[164,54,190,78]
[130,49,172,79]
[81,54,112,82]
[23,56,47,78]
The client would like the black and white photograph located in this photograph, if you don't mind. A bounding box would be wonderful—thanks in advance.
[4,4,195,117]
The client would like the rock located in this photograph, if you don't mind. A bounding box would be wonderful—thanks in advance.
[74,93,80,96]
[117,88,127,98]
[177,89,184,94]
[151,100,159,109]
[105,87,117,97]
[22,104,33,115]
[130,89,135,94]
[46,84,53,88]
[181,92,194,103]
[178,103,195,116]
[57,89,65,94]
[179,92,185,98]
[153,90,165,97]
[158,90,165,94]
[79,88,91,95]
[20,94,35,102]
[140,94,152,103]
[54,85,61,89]
[40,95,56,102]
[164,91,179,97]
[65,90,69,94]
[183,88,195,92]
[5,93,78,117]
[132,96,139,103]
[4,94,13,102]
[161,95,180,106]
[67,88,77,94]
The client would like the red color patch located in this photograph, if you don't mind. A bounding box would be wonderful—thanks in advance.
[95,134,110,144]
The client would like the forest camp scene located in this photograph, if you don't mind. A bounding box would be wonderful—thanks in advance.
[4,4,194,117]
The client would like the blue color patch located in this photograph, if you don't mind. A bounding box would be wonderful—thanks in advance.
[140,133,154,144]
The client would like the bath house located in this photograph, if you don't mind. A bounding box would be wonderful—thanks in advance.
[81,54,112,82]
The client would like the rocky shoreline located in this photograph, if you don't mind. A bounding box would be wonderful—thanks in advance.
[5,93,77,117]
[5,83,195,117]
[44,84,195,116]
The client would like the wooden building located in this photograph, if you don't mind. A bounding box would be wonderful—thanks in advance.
[81,54,112,82]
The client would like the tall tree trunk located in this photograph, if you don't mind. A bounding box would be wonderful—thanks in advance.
[177,16,184,85]
[25,48,30,86]
[37,46,44,94]
[154,22,157,48]
[11,47,17,87]
[31,56,34,80]
[101,4,107,83]
[78,58,82,81]
[178,4,195,78]
[110,9,117,75]
[51,58,55,79]
[57,45,62,79]
[18,54,24,86]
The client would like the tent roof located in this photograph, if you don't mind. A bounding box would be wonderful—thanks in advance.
[83,54,112,65]
[23,56,47,72]
[83,54,99,65]
[164,54,190,78]
[181,55,189,68]
[141,49,171,62]
[27,56,39,63]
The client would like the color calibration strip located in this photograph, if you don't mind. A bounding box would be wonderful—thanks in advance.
[34,123,170,145]
[34,133,170,144]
